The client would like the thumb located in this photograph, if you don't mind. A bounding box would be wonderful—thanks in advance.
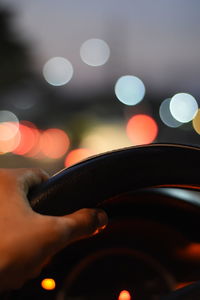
[62,208,108,240]
[40,208,108,256]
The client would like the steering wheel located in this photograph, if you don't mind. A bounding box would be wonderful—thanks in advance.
[28,143,200,300]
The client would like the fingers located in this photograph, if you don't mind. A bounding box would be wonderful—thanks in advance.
[0,168,49,211]
[0,168,108,290]
[17,168,49,195]
[39,208,108,256]
[0,168,49,195]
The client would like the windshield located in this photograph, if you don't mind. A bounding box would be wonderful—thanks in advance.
[0,0,200,174]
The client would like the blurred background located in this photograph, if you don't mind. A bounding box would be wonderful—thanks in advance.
[0,0,200,174]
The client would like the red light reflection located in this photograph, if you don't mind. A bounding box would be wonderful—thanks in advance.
[175,282,194,290]
[64,148,93,167]
[126,114,158,145]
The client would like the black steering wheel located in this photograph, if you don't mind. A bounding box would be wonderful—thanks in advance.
[27,143,200,300]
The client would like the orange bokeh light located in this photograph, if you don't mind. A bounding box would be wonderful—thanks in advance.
[13,122,40,156]
[126,114,158,145]
[41,278,56,290]
[118,290,131,300]
[64,148,94,167]
[40,128,70,159]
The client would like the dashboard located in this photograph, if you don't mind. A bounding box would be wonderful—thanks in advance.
[10,187,200,300]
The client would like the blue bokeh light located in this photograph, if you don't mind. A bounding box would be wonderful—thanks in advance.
[114,75,145,106]
[159,98,182,128]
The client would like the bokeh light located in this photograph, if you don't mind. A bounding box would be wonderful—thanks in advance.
[118,290,131,300]
[159,98,182,128]
[0,122,18,142]
[0,110,19,139]
[40,128,70,159]
[41,278,56,291]
[13,122,40,156]
[115,75,145,106]
[126,114,158,145]
[23,123,41,158]
[169,93,198,123]
[0,123,21,154]
[192,109,200,134]
[43,57,73,86]
[80,38,110,66]
[64,148,94,167]
[0,111,20,154]
[80,124,132,154]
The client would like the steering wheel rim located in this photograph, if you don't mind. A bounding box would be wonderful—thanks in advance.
[27,143,200,300]
[29,143,200,215]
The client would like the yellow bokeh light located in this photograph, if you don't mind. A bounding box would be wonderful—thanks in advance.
[192,109,200,134]
[41,278,56,290]
[80,124,132,154]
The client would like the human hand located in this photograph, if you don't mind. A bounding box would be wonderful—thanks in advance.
[0,168,108,291]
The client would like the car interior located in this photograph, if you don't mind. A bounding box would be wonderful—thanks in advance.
[5,144,200,300]
[1,1,200,299]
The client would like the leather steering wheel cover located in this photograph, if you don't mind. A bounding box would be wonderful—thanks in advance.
[29,143,200,216]
[27,143,200,300]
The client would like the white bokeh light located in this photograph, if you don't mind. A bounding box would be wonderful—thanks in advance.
[114,75,145,106]
[169,93,198,123]
[159,98,182,128]
[80,39,110,67]
[0,110,19,140]
[43,57,73,86]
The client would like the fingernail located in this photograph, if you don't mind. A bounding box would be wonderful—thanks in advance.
[97,209,108,228]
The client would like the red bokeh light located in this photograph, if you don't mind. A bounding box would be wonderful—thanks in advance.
[126,114,158,145]
[40,128,70,159]
[64,148,94,167]
[13,122,40,156]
